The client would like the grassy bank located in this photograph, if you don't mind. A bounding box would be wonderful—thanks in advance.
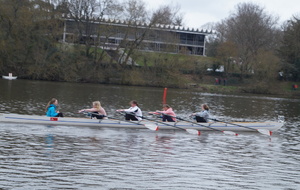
[183,76,300,98]
[3,43,299,98]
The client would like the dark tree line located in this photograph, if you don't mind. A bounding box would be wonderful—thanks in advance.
[279,17,300,81]
[206,2,300,82]
[0,0,186,84]
[0,0,64,79]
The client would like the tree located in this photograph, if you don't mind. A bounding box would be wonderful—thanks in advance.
[150,4,184,26]
[279,16,300,80]
[0,0,33,72]
[204,22,221,57]
[0,0,62,77]
[215,2,279,79]
[57,0,121,59]
[216,41,238,74]
[59,0,99,57]
[118,1,186,65]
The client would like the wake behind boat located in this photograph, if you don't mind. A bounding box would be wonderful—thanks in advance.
[0,113,284,132]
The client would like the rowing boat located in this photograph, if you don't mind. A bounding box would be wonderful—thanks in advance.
[2,73,17,80]
[2,76,17,80]
[0,113,284,132]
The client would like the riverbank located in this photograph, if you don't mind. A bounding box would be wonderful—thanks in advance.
[4,72,299,98]
[2,46,299,98]
[185,80,300,98]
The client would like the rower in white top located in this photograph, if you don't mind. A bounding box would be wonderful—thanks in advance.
[117,100,143,121]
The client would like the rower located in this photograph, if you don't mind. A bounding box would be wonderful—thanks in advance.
[117,100,142,121]
[46,98,64,117]
[191,104,210,123]
[79,101,107,119]
[149,104,176,122]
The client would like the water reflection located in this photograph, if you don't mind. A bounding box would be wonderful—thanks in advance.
[44,126,54,157]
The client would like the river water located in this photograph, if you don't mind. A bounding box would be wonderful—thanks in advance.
[0,79,299,189]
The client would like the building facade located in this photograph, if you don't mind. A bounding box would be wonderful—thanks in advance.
[62,18,212,56]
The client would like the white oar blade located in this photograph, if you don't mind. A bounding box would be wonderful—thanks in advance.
[186,129,201,135]
[144,124,159,131]
[257,129,272,136]
[223,131,238,136]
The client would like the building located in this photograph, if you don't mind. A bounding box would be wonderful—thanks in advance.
[62,18,212,56]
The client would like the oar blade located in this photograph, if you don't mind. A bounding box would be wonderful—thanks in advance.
[186,129,201,135]
[223,131,238,136]
[144,124,159,131]
[257,129,272,136]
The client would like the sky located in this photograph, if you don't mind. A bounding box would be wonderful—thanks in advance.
[142,0,300,29]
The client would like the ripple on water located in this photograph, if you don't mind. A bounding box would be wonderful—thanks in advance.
[0,122,299,189]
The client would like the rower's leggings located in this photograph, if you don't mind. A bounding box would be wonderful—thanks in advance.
[162,115,174,122]
[57,113,64,117]
[195,116,206,122]
[125,114,138,121]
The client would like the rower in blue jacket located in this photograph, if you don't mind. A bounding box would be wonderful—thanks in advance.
[46,98,64,117]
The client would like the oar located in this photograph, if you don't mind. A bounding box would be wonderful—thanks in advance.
[117,116,159,131]
[82,111,158,131]
[210,118,272,136]
[147,114,201,135]
[157,113,238,136]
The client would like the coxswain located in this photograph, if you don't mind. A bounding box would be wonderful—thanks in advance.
[46,98,64,117]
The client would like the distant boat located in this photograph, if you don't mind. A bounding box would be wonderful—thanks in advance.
[2,73,17,80]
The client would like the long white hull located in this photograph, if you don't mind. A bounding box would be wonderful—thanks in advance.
[0,113,284,132]
[2,76,17,80]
